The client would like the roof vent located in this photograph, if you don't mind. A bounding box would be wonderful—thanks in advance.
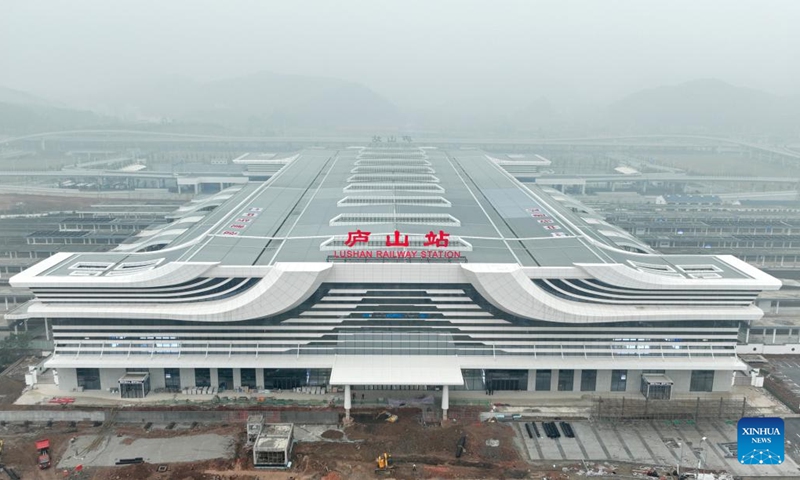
[330,213,460,226]
[344,183,445,193]
[69,261,113,271]
[348,174,439,183]
[351,166,435,174]
[677,265,722,274]
[106,258,165,276]
[355,159,431,166]
[628,260,683,277]
[337,196,451,208]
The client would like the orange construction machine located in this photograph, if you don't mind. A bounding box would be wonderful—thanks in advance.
[36,439,51,469]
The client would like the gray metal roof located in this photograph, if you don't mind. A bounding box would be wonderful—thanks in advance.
[37,147,753,279]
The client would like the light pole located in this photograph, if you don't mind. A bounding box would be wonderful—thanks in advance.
[677,441,684,476]
[697,437,708,473]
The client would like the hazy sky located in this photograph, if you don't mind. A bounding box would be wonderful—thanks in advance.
[1,0,798,109]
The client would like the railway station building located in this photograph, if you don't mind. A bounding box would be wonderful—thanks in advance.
[8,145,780,419]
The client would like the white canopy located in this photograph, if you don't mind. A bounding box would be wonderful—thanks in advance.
[330,355,464,386]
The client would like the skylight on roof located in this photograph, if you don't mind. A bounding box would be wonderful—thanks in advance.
[330,213,460,226]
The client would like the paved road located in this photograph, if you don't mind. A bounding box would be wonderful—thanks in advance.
[516,419,800,477]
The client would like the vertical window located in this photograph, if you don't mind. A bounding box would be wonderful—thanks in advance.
[558,370,574,391]
[76,368,101,390]
[581,370,597,391]
[195,368,211,388]
[164,368,181,390]
[535,370,552,391]
[611,370,628,392]
[218,368,234,390]
[690,370,715,392]
[240,368,257,389]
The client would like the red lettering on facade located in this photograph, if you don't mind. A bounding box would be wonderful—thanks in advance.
[345,229,371,247]
[424,230,450,247]
[386,230,410,247]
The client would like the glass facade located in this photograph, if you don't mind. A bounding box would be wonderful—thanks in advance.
[76,368,101,390]
[535,370,552,391]
[240,368,257,389]
[690,370,715,392]
[218,368,233,390]
[49,283,742,362]
[558,370,574,391]
[456,369,485,391]
[611,369,628,391]
[486,369,528,391]
[264,369,306,390]
[164,368,181,391]
[581,370,597,391]
[195,368,211,387]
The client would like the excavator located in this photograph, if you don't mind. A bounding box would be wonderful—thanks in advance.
[374,452,395,473]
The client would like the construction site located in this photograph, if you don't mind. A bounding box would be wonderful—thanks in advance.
[0,358,799,480]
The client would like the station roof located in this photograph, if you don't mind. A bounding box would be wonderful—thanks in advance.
[22,147,761,280]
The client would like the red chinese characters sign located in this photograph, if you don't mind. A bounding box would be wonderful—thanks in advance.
[336,229,459,259]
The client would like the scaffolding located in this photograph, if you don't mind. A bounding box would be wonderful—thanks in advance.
[253,423,294,468]
[591,396,752,421]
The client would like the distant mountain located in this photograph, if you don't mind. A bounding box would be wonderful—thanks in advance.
[0,86,55,107]
[605,79,800,134]
[0,101,110,134]
[102,71,404,133]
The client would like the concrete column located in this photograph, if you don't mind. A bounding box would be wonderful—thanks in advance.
[442,385,449,421]
[210,368,219,388]
[256,368,264,389]
[626,370,642,393]
[596,370,612,392]
[100,368,126,391]
[179,368,196,388]
[149,368,166,390]
[233,368,242,389]
[45,318,50,340]
[549,370,559,392]
[526,369,536,391]
[712,370,733,392]
[344,385,352,420]
[57,368,78,392]
[573,370,582,391]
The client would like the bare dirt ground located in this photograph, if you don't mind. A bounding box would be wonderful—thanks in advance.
[0,407,553,480]
[0,407,681,480]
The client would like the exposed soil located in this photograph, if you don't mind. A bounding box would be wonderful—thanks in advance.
[0,405,656,480]
[290,407,527,479]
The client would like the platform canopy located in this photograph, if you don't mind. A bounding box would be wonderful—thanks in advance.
[329,355,464,386]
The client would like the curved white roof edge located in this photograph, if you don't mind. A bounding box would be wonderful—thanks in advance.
[15,262,768,324]
[25,263,333,322]
[10,261,219,289]
[462,264,765,323]
[576,263,781,291]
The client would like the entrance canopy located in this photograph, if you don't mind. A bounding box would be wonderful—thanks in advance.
[119,372,150,384]
[330,355,464,386]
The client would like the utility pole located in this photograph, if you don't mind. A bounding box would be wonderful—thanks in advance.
[697,437,707,474]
